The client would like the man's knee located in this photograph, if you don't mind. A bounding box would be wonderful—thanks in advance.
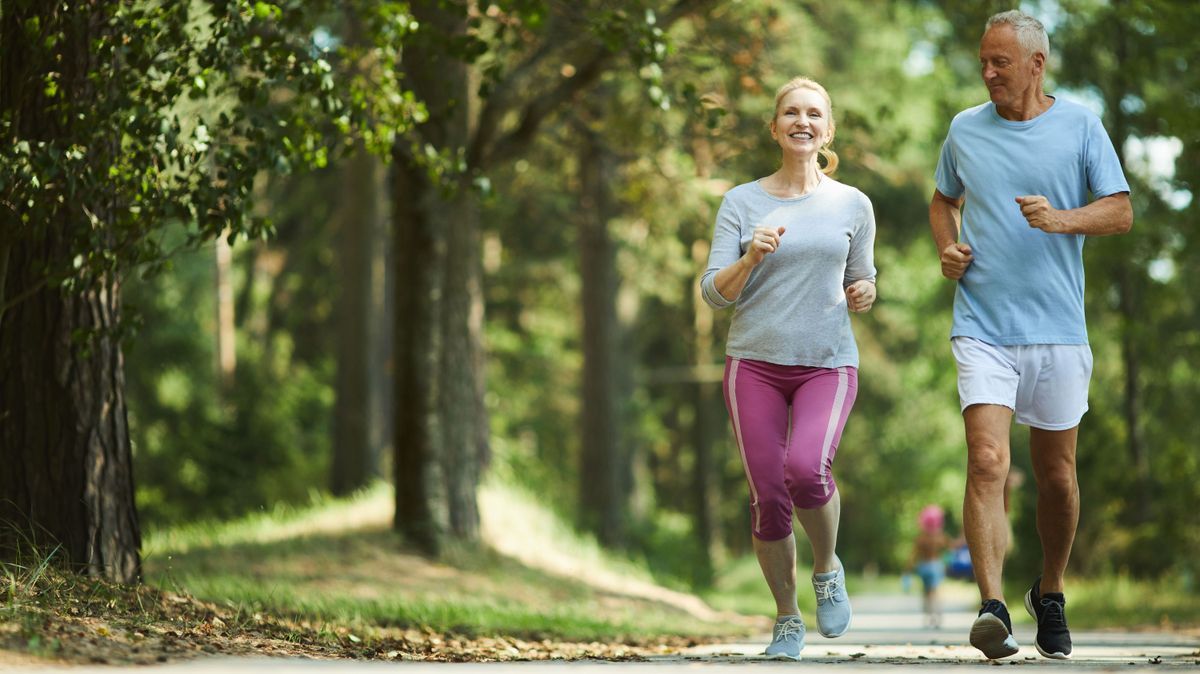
[966,438,1009,484]
[1037,463,1078,498]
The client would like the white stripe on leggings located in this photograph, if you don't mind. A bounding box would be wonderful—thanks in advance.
[727,359,763,535]
[818,367,849,496]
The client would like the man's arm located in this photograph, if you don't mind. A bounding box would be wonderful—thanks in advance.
[929,189,973,280]
[1016,192,1133,236]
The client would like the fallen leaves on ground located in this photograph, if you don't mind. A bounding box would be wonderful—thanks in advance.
[0,577,710,666]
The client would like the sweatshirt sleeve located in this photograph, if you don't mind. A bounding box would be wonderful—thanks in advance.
[699,195,743,309]
[843,191,877,287]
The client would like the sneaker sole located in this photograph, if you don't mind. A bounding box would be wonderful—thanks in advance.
[818,626,850,638]
[1024,589,1073,660]
[969,613,1019,659]
[817,612,851,638]
[763,652,803,661]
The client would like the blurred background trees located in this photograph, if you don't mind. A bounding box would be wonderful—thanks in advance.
[4,0,1196,590]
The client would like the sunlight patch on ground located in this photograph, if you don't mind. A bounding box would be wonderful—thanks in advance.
[478,483,737,624]
[144,484,392,556]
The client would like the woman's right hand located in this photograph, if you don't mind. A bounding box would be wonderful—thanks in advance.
[743,225,787,267]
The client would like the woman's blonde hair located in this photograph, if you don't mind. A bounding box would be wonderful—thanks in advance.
[771,76,839,175]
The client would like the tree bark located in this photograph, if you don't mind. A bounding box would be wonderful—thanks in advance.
[332,143,387,495]
[577,119,627,548]
[0,1,141,583]
[331,11,392,496]
[392,153,445,553]
[392,0,483,552]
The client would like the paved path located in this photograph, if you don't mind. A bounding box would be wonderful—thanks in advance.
[6,590,1197,671]
[681,591,1198,669]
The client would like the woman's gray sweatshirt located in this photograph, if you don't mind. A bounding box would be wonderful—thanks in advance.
[700,177,877,368]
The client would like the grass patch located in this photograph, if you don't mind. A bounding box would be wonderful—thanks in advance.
[142,482,749,644]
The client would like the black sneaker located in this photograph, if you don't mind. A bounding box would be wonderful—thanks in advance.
[1025,577,1072,659]
[969,599,1019,659]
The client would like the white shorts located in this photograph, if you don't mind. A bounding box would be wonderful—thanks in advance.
[951,336,1093,431]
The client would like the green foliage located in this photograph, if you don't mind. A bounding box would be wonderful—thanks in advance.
[124,227,332,527]
[0,1,357,290]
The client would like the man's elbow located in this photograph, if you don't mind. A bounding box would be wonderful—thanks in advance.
[1115,195,1134,234]
[1117,217,1133,235]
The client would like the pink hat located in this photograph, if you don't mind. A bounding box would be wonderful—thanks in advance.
[918,504,944,533]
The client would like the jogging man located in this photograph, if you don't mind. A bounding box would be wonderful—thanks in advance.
[929,9,1132,661]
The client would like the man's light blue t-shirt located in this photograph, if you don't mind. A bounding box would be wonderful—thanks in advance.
[935,97,1130,345]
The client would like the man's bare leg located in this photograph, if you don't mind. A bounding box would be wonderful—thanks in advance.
[963,404,1014,603]
[1028,425,1079,594]
[962,404,1020,659]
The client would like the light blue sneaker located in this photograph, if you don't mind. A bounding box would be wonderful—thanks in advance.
[813,563,852,637]
[763,615,805,660]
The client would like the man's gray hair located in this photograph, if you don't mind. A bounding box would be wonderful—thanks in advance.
[986,10,1050,60]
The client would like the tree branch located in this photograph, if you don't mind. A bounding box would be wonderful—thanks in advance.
[467,11,586,169]
[469,0,721,170]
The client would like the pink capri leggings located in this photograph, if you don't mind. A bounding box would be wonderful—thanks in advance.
[722,357,858,541]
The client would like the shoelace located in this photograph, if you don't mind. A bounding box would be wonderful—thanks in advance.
[979,600,1012,631]
[1039,598,1067,627]
[774,618,804,642]
[813,575,842,604]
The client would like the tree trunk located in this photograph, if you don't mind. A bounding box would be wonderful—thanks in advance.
[577,120,627,548]
[392,153,444,553]
[392,0,484,552]
[439,181,486,541]
[0,2,141,582]
[332,11,391,496]
[332,143,387,495]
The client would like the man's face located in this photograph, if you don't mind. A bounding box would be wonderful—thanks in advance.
[979,25,1042,110]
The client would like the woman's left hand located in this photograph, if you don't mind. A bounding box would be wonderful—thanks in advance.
[846,280,876,313]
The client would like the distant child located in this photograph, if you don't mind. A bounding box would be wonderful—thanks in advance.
[908,504,952,628]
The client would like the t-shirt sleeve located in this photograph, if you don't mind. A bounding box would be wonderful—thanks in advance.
[934,128,964,199]
[1085,115,1131,198]
[844,193,878,287]
[699,195,743,309]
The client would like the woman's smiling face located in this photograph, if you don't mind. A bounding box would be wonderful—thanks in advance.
[770,87,832,157]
